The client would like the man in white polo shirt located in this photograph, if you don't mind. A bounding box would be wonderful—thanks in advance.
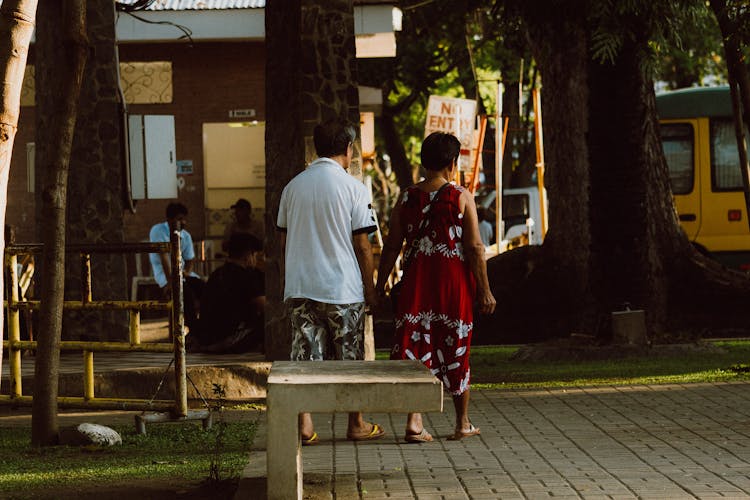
[277,119,383,444]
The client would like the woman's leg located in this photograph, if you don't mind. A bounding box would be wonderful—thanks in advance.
[452,389,471,432]
[405,412,423,435]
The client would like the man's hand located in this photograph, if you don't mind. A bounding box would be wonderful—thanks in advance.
[364,288,379,315]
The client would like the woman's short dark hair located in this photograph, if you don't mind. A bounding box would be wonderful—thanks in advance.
[166,202,188,219]
[313,119,357,158]
[421,132,461,171]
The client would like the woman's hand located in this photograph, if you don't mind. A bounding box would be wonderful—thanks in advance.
[476,287,496,315]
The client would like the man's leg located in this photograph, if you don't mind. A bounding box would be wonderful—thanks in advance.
[326,302,384,439]
[288,299,328,441]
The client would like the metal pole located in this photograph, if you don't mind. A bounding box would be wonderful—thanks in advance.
[81,253,92,304]
[129,309,141,345]
[496,81,505,249]
[532,88,547,241]
[83,350,94,400]
[170,230,188,418]
[6,252,22,398]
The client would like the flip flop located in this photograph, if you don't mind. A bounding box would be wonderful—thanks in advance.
[447,424,481,441]
[347,423,385,441]
[301,432,319,446]
[404,428,433,443]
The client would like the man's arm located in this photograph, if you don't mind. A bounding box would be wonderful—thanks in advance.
[183,259,194,277]
[352,233,377,309]
[149,224,171,288]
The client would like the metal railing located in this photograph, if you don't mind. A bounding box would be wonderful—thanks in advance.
[1,235,209,429]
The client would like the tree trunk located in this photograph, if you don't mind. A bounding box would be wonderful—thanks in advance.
[710,0,750,233]
[0,0,37,389]
[586,16,683,336]
[62,0,127,342]
[264,0,360,360]
[32,0,87,446]
[481,1,750,345]
[378,107,414,189]
[483,1,592,341]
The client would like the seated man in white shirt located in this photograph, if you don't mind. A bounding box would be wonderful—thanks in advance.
[149,202,204,332]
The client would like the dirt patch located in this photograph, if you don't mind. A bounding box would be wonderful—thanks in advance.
[16,478,238,500]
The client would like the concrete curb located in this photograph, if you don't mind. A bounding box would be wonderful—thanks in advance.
[7,362,272,401]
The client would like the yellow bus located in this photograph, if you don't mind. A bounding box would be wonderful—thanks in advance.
[657,86,750,270]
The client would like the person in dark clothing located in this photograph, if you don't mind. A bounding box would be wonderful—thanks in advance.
[191,233,265,353]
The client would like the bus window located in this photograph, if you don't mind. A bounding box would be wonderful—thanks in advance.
[660,123,694,194]
[710,119,747,191]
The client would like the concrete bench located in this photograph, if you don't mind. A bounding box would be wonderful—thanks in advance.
[266,360,444,500]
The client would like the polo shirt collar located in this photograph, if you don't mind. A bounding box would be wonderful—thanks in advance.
[310,156,346,172]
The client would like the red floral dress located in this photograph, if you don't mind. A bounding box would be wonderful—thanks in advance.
[391,183,476,396]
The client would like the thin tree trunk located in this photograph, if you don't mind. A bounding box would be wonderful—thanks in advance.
[378,108,414,189]
[32,0,87,447]
[710,0,750,233]
[0,0,37,389]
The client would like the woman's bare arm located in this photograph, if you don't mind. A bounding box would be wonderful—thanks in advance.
[460,191,496,315]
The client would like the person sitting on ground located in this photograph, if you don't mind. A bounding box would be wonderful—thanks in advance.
[190,232,265,353]
[222,198,259,252]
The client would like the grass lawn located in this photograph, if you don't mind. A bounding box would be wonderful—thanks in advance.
[470,340,750,388]
[0,414,258,499]
[376,340,750,388]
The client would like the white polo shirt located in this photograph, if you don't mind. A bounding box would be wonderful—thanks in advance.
[277,157,376,304]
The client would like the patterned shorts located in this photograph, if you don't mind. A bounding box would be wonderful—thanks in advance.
[287,298,365,361]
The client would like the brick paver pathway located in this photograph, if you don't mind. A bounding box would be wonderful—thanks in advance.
[239,382,750,499]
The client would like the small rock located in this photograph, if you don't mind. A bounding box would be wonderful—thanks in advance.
[59,423,122,446]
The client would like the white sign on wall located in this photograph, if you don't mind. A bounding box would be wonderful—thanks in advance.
[424,95,477,170]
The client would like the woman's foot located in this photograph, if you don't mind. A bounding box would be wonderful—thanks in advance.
[404,428,433,443]
[447,424,481,441]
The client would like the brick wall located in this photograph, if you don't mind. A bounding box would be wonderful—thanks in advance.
[5,40,266,245]
[120,41,266,243]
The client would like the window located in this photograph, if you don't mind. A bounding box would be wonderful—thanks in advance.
[711,119,748,191]
[660,123,694,195]
[120,61,173,104]
[20,61,173,106]
[502,194,529,229]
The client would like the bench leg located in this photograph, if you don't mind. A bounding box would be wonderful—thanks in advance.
[267,395,302,500]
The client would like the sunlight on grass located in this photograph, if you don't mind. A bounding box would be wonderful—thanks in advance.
[0,418,258,495]
[378,340,750,388]
[468,340,750,388]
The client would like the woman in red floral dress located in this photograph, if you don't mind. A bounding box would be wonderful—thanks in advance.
[376,132,496,443]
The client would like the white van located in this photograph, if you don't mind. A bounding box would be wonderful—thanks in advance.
[475,186,546,247]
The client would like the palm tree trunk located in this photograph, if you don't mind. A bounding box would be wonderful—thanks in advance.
[0,0,37,391]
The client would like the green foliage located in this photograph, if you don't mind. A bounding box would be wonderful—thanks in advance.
[654,2,726,88]
[359,0,525,170]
